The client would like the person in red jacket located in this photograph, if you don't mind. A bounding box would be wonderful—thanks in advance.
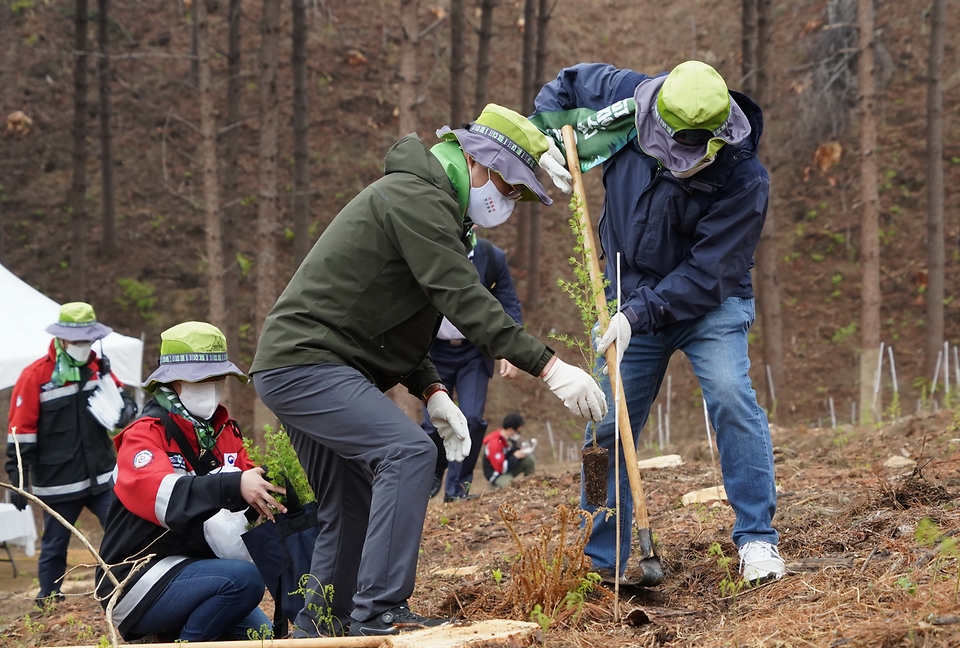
[5,302,137,605]
[95,322,284,642]
[482,413,535,487]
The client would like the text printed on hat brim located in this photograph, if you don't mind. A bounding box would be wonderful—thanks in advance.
[437,126,552,206]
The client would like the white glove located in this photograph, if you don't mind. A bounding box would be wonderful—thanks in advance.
[595,312,633,374]
[426,389,471,463]
[539,138,573,194]
[87,378,124,430]
[541,358,608,422]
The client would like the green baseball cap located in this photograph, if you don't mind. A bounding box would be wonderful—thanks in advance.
[142,321,248,392]
[46,302,113,342]
[436,103,553,205]
[633,61,752,174]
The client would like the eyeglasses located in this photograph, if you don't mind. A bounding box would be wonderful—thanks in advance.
[486,168,523,200]
[504,185,523,201]
[672,128,714,147]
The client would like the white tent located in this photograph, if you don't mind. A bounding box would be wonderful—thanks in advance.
[0,263,144,391]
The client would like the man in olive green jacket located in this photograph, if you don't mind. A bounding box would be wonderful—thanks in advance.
[251,104,605,638]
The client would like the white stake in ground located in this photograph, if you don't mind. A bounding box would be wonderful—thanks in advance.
[931,349,943,397]
[702,398,718,480]
[871,341,885,419]
[657,403,664,451]
[954,345,959,392]
[944,341,950,398]
[665,374,672,448]
[613,252,622,616]
[828,397,836,429]
[545,421,556,462]
[766,364,776,407]
[887,346,898,396]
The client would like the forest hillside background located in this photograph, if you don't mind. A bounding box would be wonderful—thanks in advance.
[1,0,959,454]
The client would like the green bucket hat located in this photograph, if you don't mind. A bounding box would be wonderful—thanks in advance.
[633,60,751,174]
[46,302,113,342]
[142,321,248,393]
[436,103,553,205]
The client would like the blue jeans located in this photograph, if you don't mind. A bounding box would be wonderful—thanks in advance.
[582,297,778,574]
[38,489,112,597]
[129,559,272,641]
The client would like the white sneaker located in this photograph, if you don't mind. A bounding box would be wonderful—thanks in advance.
[738,541,785,583]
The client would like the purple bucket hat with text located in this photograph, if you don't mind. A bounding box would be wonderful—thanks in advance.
[142,321,248,393]
[437,103,553,205]
[46,302,113,342]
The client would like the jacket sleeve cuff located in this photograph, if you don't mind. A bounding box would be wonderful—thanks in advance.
[403,359,441,401]
[220,471,245,511]
[622,305,642,335]
[530,346,555,378]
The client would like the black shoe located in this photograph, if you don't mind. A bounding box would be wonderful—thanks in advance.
[594,568,644,587]
[348,606,452,636]
[430,475,443,498]
[443,493,479,503]
[34,592,65,610]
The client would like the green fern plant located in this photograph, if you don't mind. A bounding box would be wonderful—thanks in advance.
[916,517,960,603]
[884,391,902,420]
[709,542,746,603]
[292,574,339,635]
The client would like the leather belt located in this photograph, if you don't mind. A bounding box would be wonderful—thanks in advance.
[436,339,464,346]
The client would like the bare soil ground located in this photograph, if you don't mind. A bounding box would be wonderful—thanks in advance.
[2,0,960,644]
[2,410,959,647]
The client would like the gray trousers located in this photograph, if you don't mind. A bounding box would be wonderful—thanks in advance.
[253,364,436,633]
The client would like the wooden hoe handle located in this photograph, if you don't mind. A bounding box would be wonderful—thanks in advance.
[560,125,651,529]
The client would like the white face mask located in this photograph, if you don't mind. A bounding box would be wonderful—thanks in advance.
[467,168,516,228]
[178,381,224,420]
[65,342,93,363]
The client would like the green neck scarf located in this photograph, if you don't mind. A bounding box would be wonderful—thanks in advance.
[51,339,88,387]
[156,385,218,452]
[429,140,471,219]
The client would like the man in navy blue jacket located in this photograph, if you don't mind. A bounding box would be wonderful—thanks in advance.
[421,230,523,502]
[534,60,784,584]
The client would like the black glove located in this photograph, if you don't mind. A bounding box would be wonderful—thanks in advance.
[118,390,139,429]
[10,491,28,511]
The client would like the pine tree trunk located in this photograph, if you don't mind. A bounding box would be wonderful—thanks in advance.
[397,0,420,137]
[69,0,90,298]
[253,0,282,445]
[189,3,199,86]
[753,0,783,413]
[197,0,226,328]
[474,0,496,116]
[291,0,311,264]
[925,0,946,376]
[525,0,551,311]
[97,0,116,256]
[857,0,881,424]
[513,0,537,272]
[222,0,243,411]
[740,0,757,97]
[448,0,465,127]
